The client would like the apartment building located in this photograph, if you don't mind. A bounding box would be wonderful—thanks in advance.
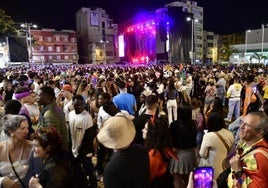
[76,7,119,64]
[230,27,268,63]
[30,29,78,64]
[203,31,219,64]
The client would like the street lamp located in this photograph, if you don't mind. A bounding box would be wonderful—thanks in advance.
[261,24,268,54]
[20,23,37,64]
[186,17,198,65]
[245,29,251,55]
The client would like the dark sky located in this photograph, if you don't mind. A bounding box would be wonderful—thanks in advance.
[1,0,268,34]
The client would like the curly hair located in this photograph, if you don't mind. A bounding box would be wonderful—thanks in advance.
[144,118,173,157]
[31,127,63,156]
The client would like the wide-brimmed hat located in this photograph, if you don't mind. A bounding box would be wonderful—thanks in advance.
[97,115,136,149]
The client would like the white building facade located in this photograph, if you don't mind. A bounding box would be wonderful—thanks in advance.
[231,27,268,64]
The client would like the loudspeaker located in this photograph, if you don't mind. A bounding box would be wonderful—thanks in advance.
[159,21,167,42]
[8,37,29,62]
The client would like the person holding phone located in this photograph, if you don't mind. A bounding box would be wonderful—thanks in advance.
[186,169,218,188]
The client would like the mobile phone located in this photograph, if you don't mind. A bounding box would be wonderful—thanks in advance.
[193,166,214,188]
[253,86,257,93]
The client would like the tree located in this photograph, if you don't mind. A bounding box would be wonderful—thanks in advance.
[0,9,17,40]
[218,45,238,62]
[250,52,267,63]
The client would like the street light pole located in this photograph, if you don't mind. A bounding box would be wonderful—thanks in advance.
[261,24,264,54]
[245,29,251,55]
[191,19,194,64]
[20,23,37,64]
[186,17,198,65]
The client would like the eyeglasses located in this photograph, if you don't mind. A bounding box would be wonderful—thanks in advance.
[240,120,255,129]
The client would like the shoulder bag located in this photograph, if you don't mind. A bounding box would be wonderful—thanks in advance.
[215,131,231,188]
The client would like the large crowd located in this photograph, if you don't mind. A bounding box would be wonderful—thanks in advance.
[0,62,268,188]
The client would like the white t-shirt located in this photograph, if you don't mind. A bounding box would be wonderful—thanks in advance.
[69,110,93,157]
[63,98,73,121]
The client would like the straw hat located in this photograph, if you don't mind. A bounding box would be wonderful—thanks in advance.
[97,115,136,149]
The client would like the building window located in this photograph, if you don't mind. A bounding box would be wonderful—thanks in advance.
[72,46,77,52]
[56,46,61,52]
[63,46,69,52]
[207,36,214,40]
[64,55,68,60]
[56,55,61,60]
[48,46,53,51]
[106,51,113,56]
[73,55,76,60]
[71,38,76,43]
[90,12,99,26]
[208,43,213,47]
[47,37,52,42]
[55,36,60,42]
[197,36,202,40]
[39,46,44,51]
[49,56,53,60]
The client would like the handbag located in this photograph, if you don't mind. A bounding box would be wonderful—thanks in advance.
[217,167,231,188]
[214,132,231,188]
[215,132,231,169]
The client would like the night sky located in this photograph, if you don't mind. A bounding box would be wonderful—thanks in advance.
[1,0,267,34]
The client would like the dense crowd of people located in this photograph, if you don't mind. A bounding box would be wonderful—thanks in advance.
[0,62,268,187]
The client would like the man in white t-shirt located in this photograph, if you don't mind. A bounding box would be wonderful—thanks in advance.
[69,94,97,188]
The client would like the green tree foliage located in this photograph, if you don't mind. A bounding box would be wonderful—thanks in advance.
[219,45,238,62]
[0,9,17,40]
[250,52,267,63]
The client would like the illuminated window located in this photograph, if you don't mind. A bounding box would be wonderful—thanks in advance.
[47,37,52,42]
[55,36,60,42]
[56,47,61,52]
